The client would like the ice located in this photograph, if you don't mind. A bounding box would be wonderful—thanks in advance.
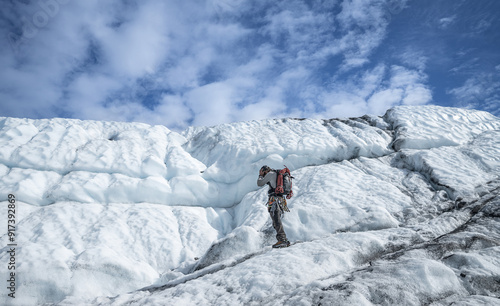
[278,161,408,241]
[385,105,500,150]
[1,202,232,305]
[393,130,500,200]
[0,105,499,305]
[445,248,500,280]
[0,168,62,206]
[184,117,394,206]
[96,227,426,306]
[295,256,467,306]
[0,118,39,166]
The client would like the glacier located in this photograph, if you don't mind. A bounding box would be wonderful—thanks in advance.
[0,105,499,305]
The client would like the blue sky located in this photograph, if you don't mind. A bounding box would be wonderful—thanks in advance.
[1,0,499,130]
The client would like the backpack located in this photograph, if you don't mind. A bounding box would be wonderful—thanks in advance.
[274,166,294,199]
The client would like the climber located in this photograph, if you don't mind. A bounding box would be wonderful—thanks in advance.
[257,165,291,248]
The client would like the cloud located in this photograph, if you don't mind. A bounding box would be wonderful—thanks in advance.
[238,99,286,122]
[62,74,122,120]
[397,48,428,71]
[390,66,432,106]
[471,19,492,34]
[317,64,432,118]
[368,88,404,114]
[403,86,433,106]
[439,16,456,29]
[390,66,424,88]
[185,82,236,127]
[96,1,171,77]
[447,73,500,115]
[0,0,437,130]
[449,57,480,75]
[321,91,368,118]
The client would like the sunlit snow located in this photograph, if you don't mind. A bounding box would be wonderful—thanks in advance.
[0,105,499,305]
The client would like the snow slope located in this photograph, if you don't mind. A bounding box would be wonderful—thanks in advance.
[0,105,499,305]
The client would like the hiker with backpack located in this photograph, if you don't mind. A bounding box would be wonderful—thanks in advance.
[257,165,293,248]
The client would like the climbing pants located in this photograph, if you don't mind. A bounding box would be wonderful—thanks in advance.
[268,196,288,242]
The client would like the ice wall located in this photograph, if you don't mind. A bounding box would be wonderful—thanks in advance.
[385,105,500,150]
[0,105,499,305]
[0,115,394,207]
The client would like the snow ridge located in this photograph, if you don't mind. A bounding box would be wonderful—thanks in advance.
[0,105,499,305]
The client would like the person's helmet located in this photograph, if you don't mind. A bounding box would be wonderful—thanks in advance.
[260,165,271,173]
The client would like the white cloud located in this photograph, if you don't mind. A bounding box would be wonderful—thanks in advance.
[97,2,170,77]
[368,88,404,114]
[448,77,483,100]
[185,82,236,127]
[317,64,432,118]
[237,99,285,122]
[0,0,437,128]
[139,95,192,130]
[390,66,432,106]
[63,74,122,120]
[322,92,368,118]
[334,0,396,71]
[472,19,491,34]
[263,7,324,53]
[447,73,500,114]
[439,16,456,29]
[403,86,432,105]
[208,0,248,17]
[357,64,387,98]
[397,48,428,71]
[341,57,370,71]
[337,0,388,30]
[390,66,425,87]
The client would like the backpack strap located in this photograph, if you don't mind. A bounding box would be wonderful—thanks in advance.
[276,170,284,194]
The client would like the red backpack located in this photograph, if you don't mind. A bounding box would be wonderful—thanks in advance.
[275,166,294,199]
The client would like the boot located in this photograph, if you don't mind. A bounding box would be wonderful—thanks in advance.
[272,240,290,248]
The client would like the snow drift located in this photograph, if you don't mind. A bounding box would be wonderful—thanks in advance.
[0,105,499,305]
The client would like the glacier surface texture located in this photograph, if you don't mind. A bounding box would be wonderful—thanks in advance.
[0,105,499,305]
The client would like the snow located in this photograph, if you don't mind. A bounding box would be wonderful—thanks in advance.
[393,129,500,200]
[385,105,500,150]
[0,105,499,305]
